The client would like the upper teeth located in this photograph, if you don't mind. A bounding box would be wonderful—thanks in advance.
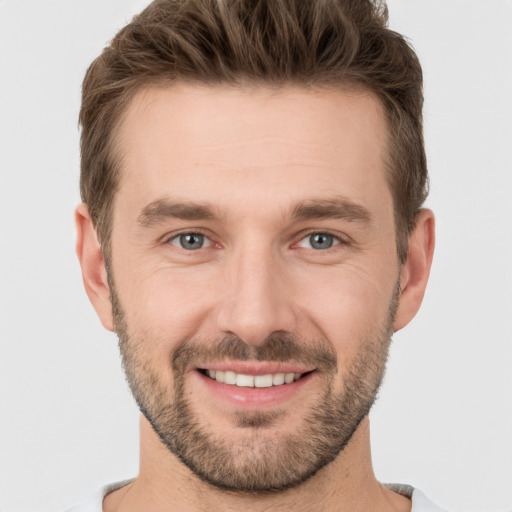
[206,370,302,388]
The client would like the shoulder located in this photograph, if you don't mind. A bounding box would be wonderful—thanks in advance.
[63,479,134,512]
[385,483,450,512]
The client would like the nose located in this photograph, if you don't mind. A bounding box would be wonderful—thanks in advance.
[215,241,297,346]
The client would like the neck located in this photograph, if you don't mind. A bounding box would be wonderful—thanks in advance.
[103,415,411,512]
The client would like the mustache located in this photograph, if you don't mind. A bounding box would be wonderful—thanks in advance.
[172,330,338,374]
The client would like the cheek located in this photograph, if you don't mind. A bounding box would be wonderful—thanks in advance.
[294,263,397,362]
[115,259,216,347]
[114,265,217,393]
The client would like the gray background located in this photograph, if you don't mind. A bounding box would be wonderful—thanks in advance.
[1,0,511,510]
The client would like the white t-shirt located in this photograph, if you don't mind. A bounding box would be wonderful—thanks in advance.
[64,480,449,511]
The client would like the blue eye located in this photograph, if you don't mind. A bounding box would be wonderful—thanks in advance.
[298,233,338,250]
[170,233,210,250]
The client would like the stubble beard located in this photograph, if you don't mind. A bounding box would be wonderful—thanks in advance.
[111,280,399,494]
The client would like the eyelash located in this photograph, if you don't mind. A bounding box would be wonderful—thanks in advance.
[164,230,347,252]
[166,231,214,250]
[295,231,344,250]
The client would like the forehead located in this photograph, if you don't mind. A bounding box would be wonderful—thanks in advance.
[113,83,391,221]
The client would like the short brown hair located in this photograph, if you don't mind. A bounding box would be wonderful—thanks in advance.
[80,0,428,263]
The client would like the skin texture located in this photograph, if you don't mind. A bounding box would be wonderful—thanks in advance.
[76,84,435,512]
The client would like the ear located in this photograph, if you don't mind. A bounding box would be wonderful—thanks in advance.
[75,204,114,331]
[393,209,435,332]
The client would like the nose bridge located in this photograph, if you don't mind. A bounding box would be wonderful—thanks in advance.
[216,235,295,345]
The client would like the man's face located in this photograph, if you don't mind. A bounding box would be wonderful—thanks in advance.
[108,84,402,492]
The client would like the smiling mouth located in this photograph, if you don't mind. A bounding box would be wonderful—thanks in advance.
[199,369,311,388]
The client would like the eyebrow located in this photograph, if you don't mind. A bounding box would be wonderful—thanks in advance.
[291,197,371,224]
[137,199,219,226]
[137,196,371,227]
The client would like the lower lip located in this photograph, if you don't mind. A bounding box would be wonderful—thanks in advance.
[194,370,315,410]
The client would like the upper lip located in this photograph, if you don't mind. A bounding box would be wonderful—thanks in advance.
[195,361,316,376]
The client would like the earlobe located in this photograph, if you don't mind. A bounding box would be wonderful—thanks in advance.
[393,209,435,332]
[75,204,114,331]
